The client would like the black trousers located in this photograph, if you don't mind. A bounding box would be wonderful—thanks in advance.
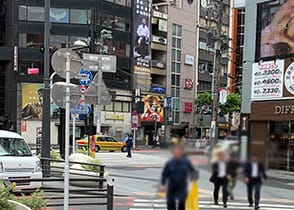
[167,192,185,210]
[247,178,262,207]
[213,177,228,204]
[127,146,132,157]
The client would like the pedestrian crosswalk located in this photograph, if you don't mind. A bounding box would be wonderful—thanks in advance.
[129,198,294,210]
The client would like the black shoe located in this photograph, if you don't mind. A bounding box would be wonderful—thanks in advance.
[223,204,228,208]
[214,201,219,205]
[255,206,260,210]
[230,195,234,200]
[249,204,253,207]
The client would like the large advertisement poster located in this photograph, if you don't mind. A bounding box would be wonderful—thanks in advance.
[22,83,58,120]
[257,0,294,59]
[251,60,284,100]
[141,95,164,123]
[133,0,151,75]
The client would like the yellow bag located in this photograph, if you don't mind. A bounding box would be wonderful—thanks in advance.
[185,181,199,210]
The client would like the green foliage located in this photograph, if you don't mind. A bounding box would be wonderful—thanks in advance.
[76,148,88,155]
[0,185,14,210]
[220,93,241,115]
[195,92,212,107]
[50,149,62,160]
[16,191,48,210]
[82,158,103,173]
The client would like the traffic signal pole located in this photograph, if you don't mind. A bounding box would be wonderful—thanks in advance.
[41,0,51,177]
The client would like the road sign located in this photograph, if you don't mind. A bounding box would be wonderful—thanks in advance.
[131,110,139,129]
[80,85,87,94]
[51,82,80,109]
[71,104,92,115]
[85,73,112,105]
[83,53,117,73]
[79,69,93,86]
[164,96,172,110]
[51,48,81,79]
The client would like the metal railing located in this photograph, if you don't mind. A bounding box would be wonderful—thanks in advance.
[5,158,114,210]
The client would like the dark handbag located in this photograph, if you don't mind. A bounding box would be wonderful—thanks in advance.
[209,174,217,183]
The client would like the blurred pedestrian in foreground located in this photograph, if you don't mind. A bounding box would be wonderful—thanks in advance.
[244,154,267,210]
[124,134,133,158]
[227,153,240,200]
[160,145,197,210]
[209,151,229,208]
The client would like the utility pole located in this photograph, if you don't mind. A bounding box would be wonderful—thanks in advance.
[41,0,51,177]
[208,0,224,147]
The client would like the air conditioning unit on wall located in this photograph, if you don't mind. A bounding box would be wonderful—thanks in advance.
[152,36,167,45]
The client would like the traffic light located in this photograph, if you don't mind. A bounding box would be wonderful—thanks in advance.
[136,101,144,114]
[85,105,95,135]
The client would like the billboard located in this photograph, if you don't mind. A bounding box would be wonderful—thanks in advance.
[133,0,151,75]
[257,0,294,59]
[21,83,58,120]
[251,60,284,100]
[141,95,164,123]
[251,59,294,100]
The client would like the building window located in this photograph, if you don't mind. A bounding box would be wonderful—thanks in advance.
[27,6,44,22]
[50,8,69,23]
[114,42,126,57]
[19,6,27,20]
[114,16,127,31]
[171,23,182,124]
[104,102,113,111]
[122,102,130,112]
[19,33,44,48]
[49,35,69,48]
[126,0,132,7]
[100,13,114,28]
[104,101,130,112]
[19,61,44,75]
[115,0,126,6]
[70,9,90,24]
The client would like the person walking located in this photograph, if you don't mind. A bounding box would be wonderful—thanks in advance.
[160,145,197,210]
[124,134,133,158]
[244,154,267,210]
[209,151,229,208]
[227,153,240,200]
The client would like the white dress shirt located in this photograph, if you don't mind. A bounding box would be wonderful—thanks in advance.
[218,162,226,178]
[136,24,150,38]
[251,163,258,178]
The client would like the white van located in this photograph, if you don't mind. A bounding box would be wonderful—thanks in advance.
[0,130,42,190]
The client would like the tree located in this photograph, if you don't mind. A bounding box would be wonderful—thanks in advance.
[220,93,241,116]
[195,92,212,110]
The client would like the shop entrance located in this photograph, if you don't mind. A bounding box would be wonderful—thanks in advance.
[268,121,294,171]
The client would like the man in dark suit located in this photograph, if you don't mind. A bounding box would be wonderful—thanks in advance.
[244,154,267,210]
[210,151,229,208]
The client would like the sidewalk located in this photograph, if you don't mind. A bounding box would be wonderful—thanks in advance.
[268,169,294,183]
[133,144,205,155]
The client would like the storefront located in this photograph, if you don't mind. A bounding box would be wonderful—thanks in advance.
[251,100,294,171]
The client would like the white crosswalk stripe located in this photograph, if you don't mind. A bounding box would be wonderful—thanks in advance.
[129,198,294,210]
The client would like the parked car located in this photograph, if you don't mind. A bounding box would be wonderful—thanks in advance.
[77,135,127,152]
[0,130,42,191]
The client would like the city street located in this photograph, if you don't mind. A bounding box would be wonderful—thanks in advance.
[92,150,294,210]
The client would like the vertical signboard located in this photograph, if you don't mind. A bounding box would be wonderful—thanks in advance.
[133,0,152,91]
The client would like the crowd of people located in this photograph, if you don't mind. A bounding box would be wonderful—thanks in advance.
[159,142,267,210]
[210,149,267,210]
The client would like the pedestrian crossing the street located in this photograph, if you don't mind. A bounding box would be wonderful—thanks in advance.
[129,198,294,210]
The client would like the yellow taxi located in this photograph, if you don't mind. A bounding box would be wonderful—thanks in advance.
[77,135,127,152]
